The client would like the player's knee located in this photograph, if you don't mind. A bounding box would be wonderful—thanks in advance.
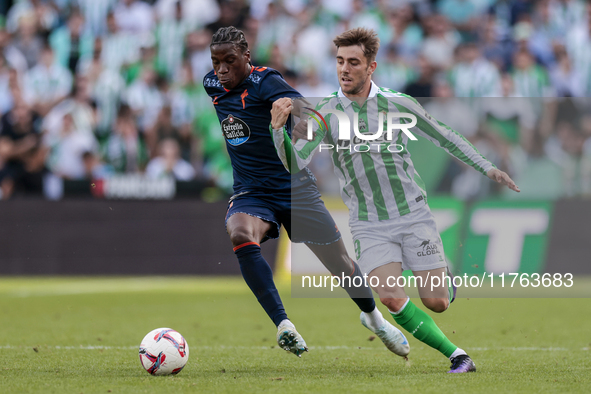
[229,227,257,248]
[423,298,449,313]
[379,297,407,313]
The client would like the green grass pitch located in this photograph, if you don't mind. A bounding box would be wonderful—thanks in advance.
[0,277,589,393]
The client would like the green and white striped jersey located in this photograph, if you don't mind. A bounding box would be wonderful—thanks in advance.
[449,59,501,97]
[565,26,591,96]
[77,0,118,37]
[512,65,553,98]
[92,68,126,135]
[101,32,139,72]
[23,63,73,105]
[156,19,191,79]
[271,81,496,222]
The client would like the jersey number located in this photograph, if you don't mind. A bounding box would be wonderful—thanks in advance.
[354,239,361,260]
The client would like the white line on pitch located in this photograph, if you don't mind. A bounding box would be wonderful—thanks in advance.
[0,345,587,351]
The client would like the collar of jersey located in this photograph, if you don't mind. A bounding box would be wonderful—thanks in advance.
[337,80,380,109]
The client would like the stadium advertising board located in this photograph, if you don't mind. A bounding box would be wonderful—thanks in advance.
[461,201,553,276]
[285,198,589,297]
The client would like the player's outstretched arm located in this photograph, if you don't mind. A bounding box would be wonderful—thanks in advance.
[270,98,326,173]
[487,168,520,192]
[392,96,499,180]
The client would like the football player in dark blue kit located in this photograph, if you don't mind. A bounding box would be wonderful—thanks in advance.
[204,26,409,358]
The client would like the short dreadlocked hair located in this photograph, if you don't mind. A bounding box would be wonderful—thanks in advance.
[210,26,249,53]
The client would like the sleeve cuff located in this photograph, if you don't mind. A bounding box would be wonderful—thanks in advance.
[482,161,497,175]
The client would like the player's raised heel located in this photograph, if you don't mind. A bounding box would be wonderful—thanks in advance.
[360,312,410,357]
[276,320,308,358]
[448,355,476,373]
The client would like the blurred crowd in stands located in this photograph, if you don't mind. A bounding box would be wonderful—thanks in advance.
[0,0,590,200]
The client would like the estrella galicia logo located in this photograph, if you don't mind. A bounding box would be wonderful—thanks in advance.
[416,239,441,257]
[221,114,250,146]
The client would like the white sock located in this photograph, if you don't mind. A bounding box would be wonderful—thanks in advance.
[277,319,294,329]
[449,348,467,360]
[363,307,386,331]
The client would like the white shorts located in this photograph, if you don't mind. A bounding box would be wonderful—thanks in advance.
[351,205,448,275]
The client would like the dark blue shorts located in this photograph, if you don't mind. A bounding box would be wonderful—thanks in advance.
[225,183,341,245]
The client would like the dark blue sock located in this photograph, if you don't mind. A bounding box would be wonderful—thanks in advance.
[234,243,288,327]
[341,261,376,313]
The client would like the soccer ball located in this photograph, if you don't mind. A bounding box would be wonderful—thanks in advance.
[139,328,189,375]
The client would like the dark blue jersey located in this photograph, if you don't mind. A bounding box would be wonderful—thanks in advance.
[204,66,307,194]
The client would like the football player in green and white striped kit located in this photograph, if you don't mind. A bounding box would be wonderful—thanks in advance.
[270,28,520,373]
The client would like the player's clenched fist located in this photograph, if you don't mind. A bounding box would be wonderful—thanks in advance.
[270,98,293,130]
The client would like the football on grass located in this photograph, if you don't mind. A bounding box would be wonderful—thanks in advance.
[139,328,189,375]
